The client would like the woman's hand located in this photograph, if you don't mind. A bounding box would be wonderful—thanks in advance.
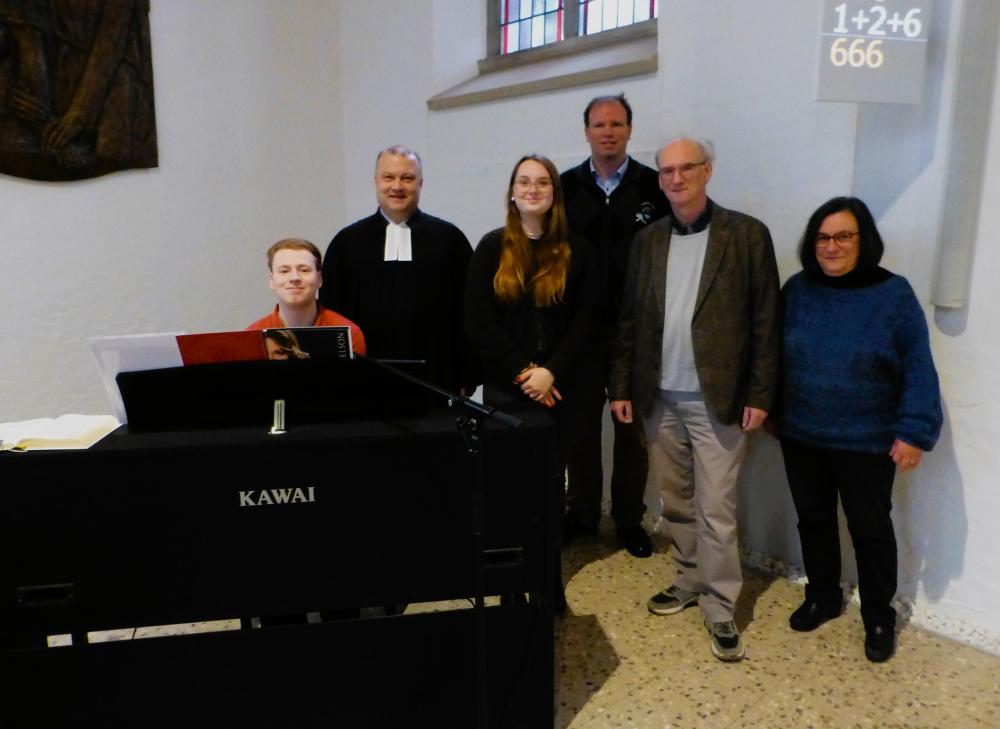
[516,367,561,408]
[890,438,922,470]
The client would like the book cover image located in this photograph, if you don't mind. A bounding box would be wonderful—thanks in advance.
[263,327,352,361]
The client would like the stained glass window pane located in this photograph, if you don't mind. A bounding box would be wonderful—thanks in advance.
[519,19,531,49]
[531,15,545,46]
[545,11,558,43]
[586,0,602,34]
[507,20,520,52]
[602,0,617,31]
[520,0,532,19]
[572,0,657,39]
[533,0,545,14]
[546,0,559,11]
[618,0,633,27]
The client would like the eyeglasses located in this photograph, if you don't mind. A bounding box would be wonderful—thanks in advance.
[815,231,859,247]
[658,161,706,179]
[514,177,553,191]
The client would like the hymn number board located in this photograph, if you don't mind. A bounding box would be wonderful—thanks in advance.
[816,0,931,103]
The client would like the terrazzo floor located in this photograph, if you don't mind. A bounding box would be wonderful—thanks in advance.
[556,528,1000,729]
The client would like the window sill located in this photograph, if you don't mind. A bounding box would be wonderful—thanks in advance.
[427,20,657,112]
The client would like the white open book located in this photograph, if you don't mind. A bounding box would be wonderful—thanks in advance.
[0,414,122,452]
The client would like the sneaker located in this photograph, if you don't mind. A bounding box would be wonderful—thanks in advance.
[647,585,699,615]
[706,619,745,661]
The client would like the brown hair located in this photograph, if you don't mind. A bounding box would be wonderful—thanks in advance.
[264,329,310,360]
[266,238,322,270]
[493,155,571,307]
[583,93,632,126]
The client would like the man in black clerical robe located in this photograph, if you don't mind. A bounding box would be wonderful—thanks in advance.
[320,145,478,392]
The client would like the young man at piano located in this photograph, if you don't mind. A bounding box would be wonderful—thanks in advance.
[247,237,367,356]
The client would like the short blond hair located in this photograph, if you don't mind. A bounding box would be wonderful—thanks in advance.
[266,238,322,270]
[375,145,423,177]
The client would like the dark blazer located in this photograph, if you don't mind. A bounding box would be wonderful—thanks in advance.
[608,203,781,425]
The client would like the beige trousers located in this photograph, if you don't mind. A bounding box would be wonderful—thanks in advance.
[644,392,746,622]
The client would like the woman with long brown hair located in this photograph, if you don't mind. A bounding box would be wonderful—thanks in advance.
[465,154,599,612]
[465,154,598,406]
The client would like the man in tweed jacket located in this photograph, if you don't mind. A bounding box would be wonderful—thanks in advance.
[608,137,780,661]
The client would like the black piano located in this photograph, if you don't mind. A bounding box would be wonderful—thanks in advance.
[0,359,558,728]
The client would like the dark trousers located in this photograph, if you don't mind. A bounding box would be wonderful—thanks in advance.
[565,340,647,528]
[780,438,898,629]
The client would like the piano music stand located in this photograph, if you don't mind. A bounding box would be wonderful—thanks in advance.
[116,357,431,432]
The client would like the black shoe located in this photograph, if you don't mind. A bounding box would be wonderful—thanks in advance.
[789,599,842,632]
[616,524,653,558]
[563,514,598,545]
[865,624,895,662]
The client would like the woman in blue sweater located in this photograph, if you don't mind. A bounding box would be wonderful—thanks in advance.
[779,197,942,662]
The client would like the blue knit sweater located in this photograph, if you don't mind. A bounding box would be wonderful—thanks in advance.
[780,270,942,453]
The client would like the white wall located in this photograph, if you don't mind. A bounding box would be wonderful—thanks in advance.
[918,39,1000,639]
[1,0,344,421]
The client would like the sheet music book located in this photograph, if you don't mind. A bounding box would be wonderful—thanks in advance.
[90,328,354,423]
[0,414,122,452]
[264,326,353,361]
[177,328,353,364]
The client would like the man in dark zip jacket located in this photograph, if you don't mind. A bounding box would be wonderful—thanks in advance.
[560,94,670,558]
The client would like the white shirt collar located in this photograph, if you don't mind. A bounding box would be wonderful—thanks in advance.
[381,213,412,262]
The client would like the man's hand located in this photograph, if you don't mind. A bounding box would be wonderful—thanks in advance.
[890,438,922,471]
[610,399,633,424]
[742,406,767,432]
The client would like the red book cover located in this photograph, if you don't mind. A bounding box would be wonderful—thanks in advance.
[176,331,267,365]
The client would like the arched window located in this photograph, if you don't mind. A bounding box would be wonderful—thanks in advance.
[493,0,658,55]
